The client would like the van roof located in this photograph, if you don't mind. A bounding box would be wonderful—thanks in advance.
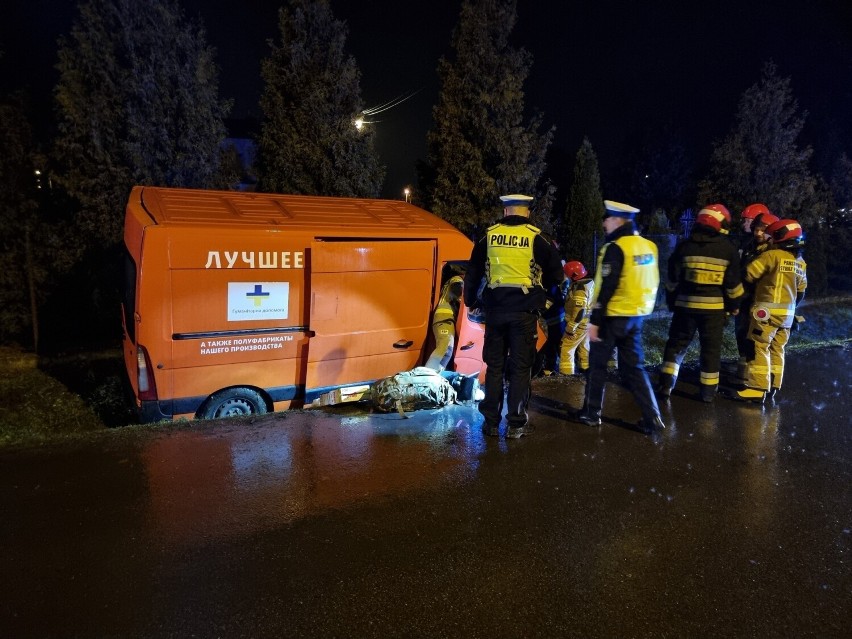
[136,186,461,233]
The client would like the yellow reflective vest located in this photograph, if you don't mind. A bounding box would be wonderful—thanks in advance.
[485,222,542,292]
[593,235,659,317]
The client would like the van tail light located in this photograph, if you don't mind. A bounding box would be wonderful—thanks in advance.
[136,346,158,401]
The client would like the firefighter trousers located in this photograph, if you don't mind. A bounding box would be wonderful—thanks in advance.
[659,311,726,391]
[424,319,455,371]
[559,325,590,375]
[745,318,789,391]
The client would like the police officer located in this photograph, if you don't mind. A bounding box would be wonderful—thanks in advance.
[558,261,595,376]
[657,204,744,403]
[735,219,807,403]
[464,194,564,438]
[575,200,665,434]
[424,274,464,372]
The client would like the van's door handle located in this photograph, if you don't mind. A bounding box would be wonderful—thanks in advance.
[393,340,414,349]
[460,341,476,351]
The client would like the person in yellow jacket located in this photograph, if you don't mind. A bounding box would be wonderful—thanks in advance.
[559,261,594,376]
[424,274,464,372]
[573,200,665,434]
[734,219,807,403]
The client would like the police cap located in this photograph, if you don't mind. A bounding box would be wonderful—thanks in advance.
[603,200,640,219]
[499,194,534,207]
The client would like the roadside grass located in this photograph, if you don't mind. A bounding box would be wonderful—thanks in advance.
[642,295,852,367]
[1,295,850,450]
[0,350,107,447]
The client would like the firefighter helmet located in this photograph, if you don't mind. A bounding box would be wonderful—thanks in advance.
[742,203,772,220]
[752,212,780,229]
[766,218,805,248]
[563,260,587,281]
[696,204,732,232]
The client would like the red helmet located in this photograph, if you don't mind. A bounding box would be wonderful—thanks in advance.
[696,204,732,232]
[742,203,771,220]
[766,219,805,247]
[563,261,587,281]
[752,212,779,229]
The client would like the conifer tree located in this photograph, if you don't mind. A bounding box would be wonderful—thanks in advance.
[562,138,603,269]
[0,94,42,347]
[54,0,230,247]
[423,0,554,237]
[257,0,384,197]
[698,61,816,222]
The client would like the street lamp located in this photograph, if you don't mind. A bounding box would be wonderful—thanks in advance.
[403,187,411,203]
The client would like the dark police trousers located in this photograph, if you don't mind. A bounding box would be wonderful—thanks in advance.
[479,310,538,428]
[584,316,660,422]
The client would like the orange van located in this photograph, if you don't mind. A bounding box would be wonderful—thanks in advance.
[121,186,483,422]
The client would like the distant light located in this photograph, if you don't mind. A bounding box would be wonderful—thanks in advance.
[34,169,41,175]
[354,117,364,131]
[645,174,650,179]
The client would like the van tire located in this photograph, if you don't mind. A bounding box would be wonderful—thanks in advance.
[200,388,268,420]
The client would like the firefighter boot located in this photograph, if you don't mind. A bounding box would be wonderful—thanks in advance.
[656,373,675,399]
[734,387,766,404]
[699,384,717,403]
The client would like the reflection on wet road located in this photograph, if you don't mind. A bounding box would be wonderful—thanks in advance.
[1,346,850,638]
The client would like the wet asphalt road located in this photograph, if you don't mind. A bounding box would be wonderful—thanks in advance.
[1,347,851,638]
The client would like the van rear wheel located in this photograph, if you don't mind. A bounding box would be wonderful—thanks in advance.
[200,388,268,420]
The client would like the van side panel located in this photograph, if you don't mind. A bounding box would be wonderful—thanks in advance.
[306,240,435,393]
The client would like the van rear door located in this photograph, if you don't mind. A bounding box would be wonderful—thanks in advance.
[306,240,435,397]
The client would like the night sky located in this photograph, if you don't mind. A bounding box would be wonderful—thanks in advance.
[3,0,852,199]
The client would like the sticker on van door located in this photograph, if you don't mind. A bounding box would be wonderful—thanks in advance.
[228,282,289,321]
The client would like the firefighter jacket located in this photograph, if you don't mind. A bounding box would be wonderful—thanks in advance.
[590,222,659,323]
[432,276,463,324]
[564,278,595,333]
[463,215,564,313]
[666,227,744,313]
[745,247,807,328]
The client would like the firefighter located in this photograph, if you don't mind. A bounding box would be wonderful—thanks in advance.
[424,274,464,372]
[657,204,744,403]
[574,200,665,434]
[734,207,780,381]
[463,194,564,438]
[739,203,773,248]
[558,261,594,376]
[735,219,807,403]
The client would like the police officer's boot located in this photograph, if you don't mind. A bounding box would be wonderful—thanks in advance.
[575,404,601,427]
[699,384,717,403]
[656,373,675,400]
